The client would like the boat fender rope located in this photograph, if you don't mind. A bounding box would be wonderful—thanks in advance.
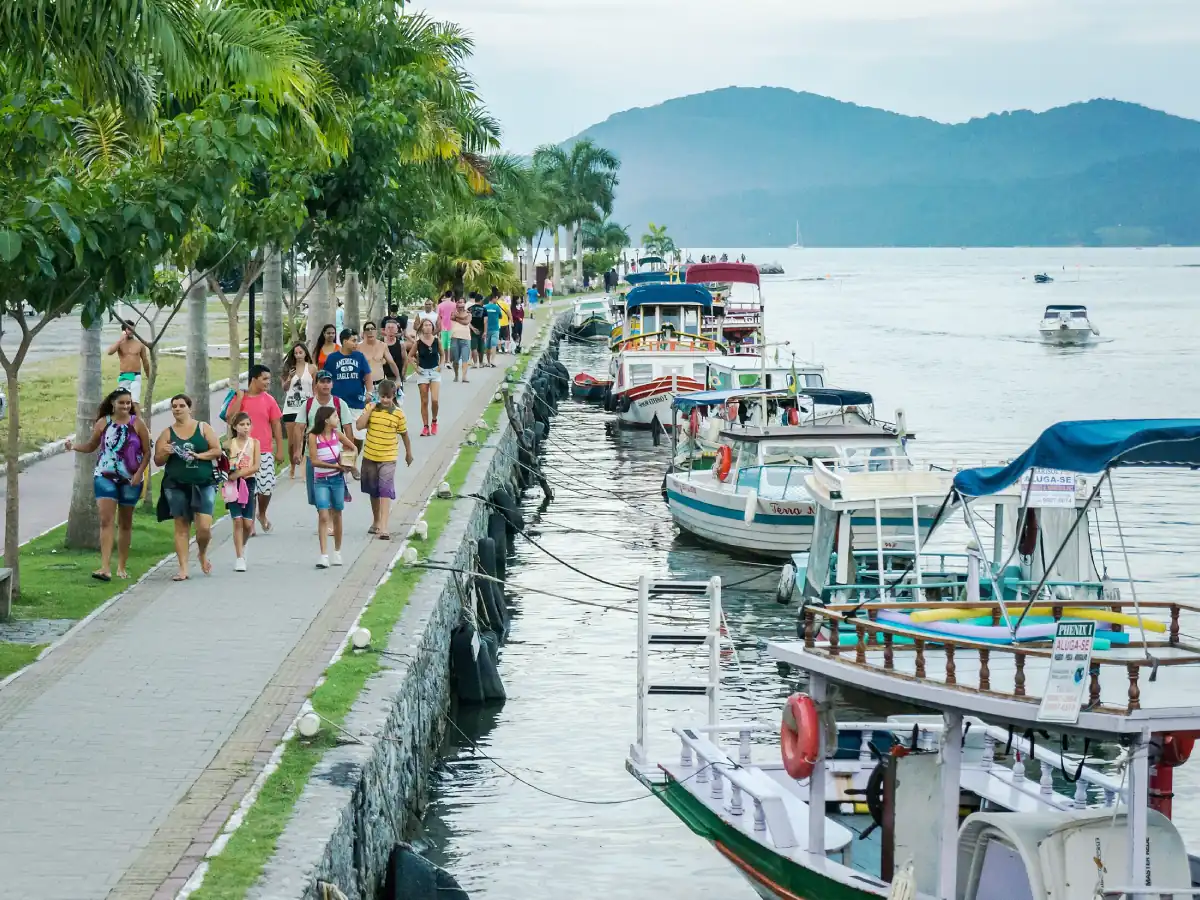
[1060,735,1093,784]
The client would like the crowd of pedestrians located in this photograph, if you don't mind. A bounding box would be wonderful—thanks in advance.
[70,284,544,580]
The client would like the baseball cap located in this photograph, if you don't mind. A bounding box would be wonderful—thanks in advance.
[316,370,333,382]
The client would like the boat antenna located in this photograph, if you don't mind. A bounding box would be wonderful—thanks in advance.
[1105,475,1157,678]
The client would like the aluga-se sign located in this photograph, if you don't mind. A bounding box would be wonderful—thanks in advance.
[1037,620,1096,724]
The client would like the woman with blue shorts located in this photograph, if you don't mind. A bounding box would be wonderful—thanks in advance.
[66,388,151,581]
[307,405,357,569]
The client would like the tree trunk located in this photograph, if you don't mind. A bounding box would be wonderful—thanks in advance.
[525,237,535,289]
[344,271,361,333]
[575,222,584,280]
[3,365,21,605]
[140,345,160,510]
[262,249,284,403]
[66,318,103,550]
[185,272,212,422]
[553,227,562,286]
[364,275,382,324]
[226,302,241,386]
[306,268,330,349]
[563,225,573,285]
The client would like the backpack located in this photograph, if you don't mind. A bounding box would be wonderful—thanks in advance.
[304,395,346,428]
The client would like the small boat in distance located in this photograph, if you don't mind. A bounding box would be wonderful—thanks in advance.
[1039,304,1099,346]
[1034,272,1054,283]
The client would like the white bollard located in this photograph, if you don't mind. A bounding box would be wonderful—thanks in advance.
[351,628,371,649]
[414,519,429,540]
[298,712,321,738]
[436,481,452,498]
[402,546,419,566]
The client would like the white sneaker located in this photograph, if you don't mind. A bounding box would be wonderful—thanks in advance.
[234,558,247,572]
[331,550,343,566]
[317,555,329,569]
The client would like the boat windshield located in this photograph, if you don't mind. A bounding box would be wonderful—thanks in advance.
[760,442,908,471]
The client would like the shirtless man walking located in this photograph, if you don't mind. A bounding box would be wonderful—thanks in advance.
[359,321,399,395]
[107,320,150,406]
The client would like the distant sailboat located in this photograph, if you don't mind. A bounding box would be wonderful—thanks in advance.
[789,221,803,249]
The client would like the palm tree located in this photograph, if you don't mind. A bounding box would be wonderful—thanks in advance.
[413,213,521,296]
[641,222,676,258]
[65,319,103,549]
[584,219,631,255]
[533,139,620,285]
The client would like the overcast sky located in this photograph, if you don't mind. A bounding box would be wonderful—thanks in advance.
[420,0,1200,152]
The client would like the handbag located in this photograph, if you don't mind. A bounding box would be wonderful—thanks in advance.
[218,388,240,423]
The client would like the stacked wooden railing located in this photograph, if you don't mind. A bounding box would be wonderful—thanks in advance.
[800,599,1200,713]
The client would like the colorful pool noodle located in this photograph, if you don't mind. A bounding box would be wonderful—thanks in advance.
[877,609,1095,643]
[834,627,1113,651]
[908,605,1165,633]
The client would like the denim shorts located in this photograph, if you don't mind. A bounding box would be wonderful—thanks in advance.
[450,337,471,364]
[94,475,141,507]
[165,483,216,520]
[227,478,257,520]
[312,473,347,512]
[485,330,500,350]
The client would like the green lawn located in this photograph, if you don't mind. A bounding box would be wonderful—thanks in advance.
[0,469,231,678]
[17,355,189,453]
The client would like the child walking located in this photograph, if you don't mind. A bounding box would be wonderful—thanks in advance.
[224,412,261,572]
[307,406,358,568]
[355,379,414,540]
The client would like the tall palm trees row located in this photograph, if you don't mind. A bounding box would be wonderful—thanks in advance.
[0,0,622,591]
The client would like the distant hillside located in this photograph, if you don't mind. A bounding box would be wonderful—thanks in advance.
[569,87,1200,246]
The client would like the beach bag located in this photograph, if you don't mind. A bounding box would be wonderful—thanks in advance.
[221,478,240,505]
[218,388,240,423]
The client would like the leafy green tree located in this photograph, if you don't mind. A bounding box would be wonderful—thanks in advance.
[584,218,631,255]
[532,139,620,283]
[412,213,520,296]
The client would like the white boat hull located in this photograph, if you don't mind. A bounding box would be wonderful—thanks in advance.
[1039,325,1094,346]
[615,376,704,428]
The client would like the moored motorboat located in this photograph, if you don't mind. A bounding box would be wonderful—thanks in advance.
[1039,304,1099,345]
[570,371,612,402]
[610,283,726,428]
[633,419,1200,900]
[569,296,613,342]
[664,388,914,558]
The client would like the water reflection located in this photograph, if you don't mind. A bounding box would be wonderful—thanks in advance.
[421,250,1200,897]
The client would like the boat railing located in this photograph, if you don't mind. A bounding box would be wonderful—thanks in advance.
[684,719,1126,810]
[799,600,1200,712]
[671,726,799,849]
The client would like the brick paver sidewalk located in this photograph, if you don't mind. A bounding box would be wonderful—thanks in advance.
[0,355,519,900]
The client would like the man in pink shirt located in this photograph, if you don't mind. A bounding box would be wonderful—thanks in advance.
[436,290,457,368]
[227,364,284,534]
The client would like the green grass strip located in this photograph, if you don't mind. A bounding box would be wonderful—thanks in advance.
[0,469,233,679]
[190,390,507,899]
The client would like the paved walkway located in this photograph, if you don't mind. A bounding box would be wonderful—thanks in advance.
[0,347,526,899]
[0,387,230,544]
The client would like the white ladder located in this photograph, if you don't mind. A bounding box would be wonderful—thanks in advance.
[632,575,722,764]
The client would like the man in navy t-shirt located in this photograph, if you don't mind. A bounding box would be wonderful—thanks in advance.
[323,329,374,447]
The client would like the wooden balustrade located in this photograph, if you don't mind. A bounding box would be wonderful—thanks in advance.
[914,638,926,679]
[945,644,956,685]
[1014,652,1026,697]
[979,649,991,691]
[1127,664,1141,711]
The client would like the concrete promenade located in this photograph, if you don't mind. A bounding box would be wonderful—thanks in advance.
[0,342,529,899]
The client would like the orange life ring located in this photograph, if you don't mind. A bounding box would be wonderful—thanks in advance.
[727,400,739,422]
[1018,508,1039,557]
[787,407,800,426]
[781,693,820,780]
[715,445,733,482]
[689,408,701,436]
[1160,732,1196,767]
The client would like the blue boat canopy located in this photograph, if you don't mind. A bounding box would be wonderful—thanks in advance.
[626,282,714,311]
[671,385,873,412]
[624,271,671,286]
[953,419,1200,497]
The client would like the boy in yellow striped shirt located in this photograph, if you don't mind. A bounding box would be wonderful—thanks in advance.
[354,379,413,540]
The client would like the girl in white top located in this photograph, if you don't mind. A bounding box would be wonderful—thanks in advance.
[281,342,317,478]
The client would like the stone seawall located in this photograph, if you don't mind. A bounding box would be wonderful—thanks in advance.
[249,312,569,900]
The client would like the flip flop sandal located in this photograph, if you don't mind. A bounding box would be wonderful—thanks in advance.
[378,533,392,541]
[91,571,112,583]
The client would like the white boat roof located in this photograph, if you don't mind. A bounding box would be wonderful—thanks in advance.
[767,639,1200,736]
[706,355,823,373]
[723,424,899,442]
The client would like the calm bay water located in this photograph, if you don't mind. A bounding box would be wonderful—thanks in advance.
[419,249,1200,898]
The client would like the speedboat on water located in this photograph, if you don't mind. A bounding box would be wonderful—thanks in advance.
[663,387,914,558]
[1040,304,1099,346]
[1034,272,1054,283]
[632,419,1200,900]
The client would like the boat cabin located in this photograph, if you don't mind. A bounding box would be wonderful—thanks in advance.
[1041,304,1090,322]
[688,262,764,355]
[704,355,825,393]
[625,255,676,286]
[612,283,724,352]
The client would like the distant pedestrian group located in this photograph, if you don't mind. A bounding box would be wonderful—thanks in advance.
[72,281,541,580]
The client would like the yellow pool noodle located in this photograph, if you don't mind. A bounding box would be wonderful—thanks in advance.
[908,605,1165,632]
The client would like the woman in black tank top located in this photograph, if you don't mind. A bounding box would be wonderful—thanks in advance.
[407,317,442,435]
